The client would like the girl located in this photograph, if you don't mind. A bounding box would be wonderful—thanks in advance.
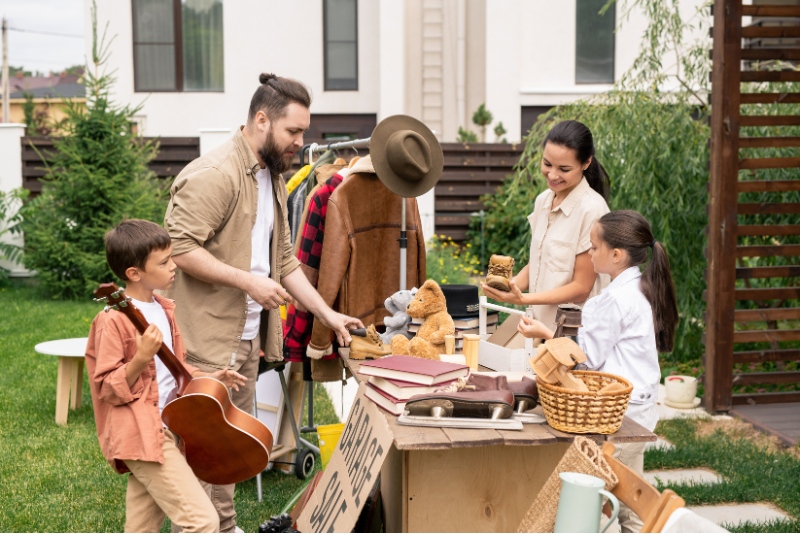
[518,209,679,533]
[481,120,611,333]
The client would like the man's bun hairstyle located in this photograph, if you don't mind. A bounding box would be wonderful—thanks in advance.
[248,73,311,122]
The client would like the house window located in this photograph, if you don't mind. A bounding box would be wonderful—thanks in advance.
[575,0,615,84]
[132,0,224,92]
[323,0,358,91]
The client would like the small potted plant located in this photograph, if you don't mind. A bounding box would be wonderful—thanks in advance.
[664,375,698,408]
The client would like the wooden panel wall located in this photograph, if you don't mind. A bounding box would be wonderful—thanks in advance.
[707,0,800,411]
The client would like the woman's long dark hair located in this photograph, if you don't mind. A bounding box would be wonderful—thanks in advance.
[543,120,610,201]
[595,210,679,352]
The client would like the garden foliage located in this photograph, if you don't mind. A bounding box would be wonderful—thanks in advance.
[20,7,168,299]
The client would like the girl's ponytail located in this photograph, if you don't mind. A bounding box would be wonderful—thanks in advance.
[642,240,679,353]
[595,211,679,352]
[543,120,610,201]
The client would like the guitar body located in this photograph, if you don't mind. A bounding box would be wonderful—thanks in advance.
[162,377,273,485]
[93,283,274,486]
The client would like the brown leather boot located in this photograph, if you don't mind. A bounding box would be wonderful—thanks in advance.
[349,325,391,360]
[486,254,514,291]
[405,390,515,419]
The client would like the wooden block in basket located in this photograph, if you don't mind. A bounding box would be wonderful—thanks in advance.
[529,338,589,391]
[537,371,633,435]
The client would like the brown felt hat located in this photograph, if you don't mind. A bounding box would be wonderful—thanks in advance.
[370,115,443,198]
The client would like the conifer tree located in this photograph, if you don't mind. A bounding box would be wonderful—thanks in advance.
[21,3,167,299]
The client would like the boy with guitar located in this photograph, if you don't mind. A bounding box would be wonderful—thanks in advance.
[85,219,247,532]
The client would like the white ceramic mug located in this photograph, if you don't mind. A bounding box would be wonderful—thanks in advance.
[554,472,619,533]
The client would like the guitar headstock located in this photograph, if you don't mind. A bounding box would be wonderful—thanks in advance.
[93,282,131,312]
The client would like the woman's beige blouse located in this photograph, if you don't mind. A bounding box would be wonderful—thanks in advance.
[527,177,610,330]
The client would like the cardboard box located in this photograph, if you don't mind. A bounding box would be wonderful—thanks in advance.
[478,317,532,372]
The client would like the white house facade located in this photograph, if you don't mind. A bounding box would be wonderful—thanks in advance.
[87,0,708,142]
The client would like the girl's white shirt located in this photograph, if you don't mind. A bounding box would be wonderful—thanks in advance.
[578,266,660,431]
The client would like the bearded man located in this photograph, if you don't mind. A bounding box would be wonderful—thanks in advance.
[163,74,362,532]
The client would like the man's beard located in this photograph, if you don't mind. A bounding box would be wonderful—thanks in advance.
[258,127,292,175]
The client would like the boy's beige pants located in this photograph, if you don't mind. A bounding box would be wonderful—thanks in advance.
[124,429,219,533]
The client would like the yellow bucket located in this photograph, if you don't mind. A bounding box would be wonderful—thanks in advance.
[317,423,345,469]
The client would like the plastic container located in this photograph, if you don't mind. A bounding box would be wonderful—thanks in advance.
[317,423,345,469]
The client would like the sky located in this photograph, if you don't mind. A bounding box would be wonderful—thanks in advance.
[1,0,86,75]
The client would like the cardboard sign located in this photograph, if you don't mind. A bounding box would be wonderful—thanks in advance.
[297,384,394,533]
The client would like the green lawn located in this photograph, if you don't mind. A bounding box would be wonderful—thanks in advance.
[0,282,339,533]
[3,282,800,532]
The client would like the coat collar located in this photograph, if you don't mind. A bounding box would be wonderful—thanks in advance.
[234,126,262,177]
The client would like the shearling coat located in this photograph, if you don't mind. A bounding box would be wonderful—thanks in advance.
[307,171,426,356]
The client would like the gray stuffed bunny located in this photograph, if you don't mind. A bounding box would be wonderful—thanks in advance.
[379,287,418,344]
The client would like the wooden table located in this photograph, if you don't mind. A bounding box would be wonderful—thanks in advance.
[34,337,88,426]
[343,356,657,532]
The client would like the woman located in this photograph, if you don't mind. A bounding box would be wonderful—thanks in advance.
[481,120,611,331]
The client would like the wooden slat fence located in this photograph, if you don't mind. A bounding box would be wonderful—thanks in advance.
[22,137,521,242]
[707,0,800,411]
[21,136,200,195]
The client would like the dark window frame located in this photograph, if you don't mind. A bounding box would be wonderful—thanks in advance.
[574,0,616,85]
[323,0,359,91]
[131,0,223,93]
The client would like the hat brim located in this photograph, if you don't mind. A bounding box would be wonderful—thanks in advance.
[370,115,444,198]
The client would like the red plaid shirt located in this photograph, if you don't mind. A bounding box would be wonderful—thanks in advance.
[283,174,344,361]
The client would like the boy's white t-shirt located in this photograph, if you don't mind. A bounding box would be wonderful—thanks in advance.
[130,297,177,417]
[242,168,275,340]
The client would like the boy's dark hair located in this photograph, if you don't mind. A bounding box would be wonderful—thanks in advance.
[595,210,679,352]
[543,120,611,201]
[248,73,312,123]
[105,219,171,281]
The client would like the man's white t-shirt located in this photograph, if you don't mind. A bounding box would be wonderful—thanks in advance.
[130,297,177,417]
[242,168,274,340]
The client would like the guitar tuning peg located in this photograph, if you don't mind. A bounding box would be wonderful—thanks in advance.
[93,297,107,303]
[103,306,111,313]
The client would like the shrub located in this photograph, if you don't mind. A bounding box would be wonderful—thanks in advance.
[20,5,168,299]
[425,235,484,286]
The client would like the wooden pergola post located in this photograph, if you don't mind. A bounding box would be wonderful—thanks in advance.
[706,0,741,413]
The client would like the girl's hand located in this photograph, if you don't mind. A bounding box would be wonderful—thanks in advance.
[480,279,525,305]
[517,316,552,340]
[208,369,248,391]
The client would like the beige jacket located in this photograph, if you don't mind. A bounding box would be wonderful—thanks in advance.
[164,128,300,368]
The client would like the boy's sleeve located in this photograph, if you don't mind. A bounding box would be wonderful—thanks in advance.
[87,317,146,406]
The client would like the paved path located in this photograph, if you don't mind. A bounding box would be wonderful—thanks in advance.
[647,384,793,530]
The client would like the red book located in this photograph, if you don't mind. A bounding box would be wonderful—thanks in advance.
[357,355,469,385]
[367,375,456,401]
[365,383,406,416]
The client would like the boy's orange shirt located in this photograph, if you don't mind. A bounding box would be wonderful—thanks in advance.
[85,294,198,474]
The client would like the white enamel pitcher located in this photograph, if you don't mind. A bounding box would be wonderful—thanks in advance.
[554,472,620,533]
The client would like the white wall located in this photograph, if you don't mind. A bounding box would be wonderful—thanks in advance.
[0,124,29,276]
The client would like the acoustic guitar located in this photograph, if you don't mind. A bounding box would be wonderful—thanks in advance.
[93,283,273,485]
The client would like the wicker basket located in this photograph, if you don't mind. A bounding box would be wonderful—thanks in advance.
[538,370,633,434]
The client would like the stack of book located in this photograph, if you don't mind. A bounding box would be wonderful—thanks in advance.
[408,312,499,350]
[358,355,470,415]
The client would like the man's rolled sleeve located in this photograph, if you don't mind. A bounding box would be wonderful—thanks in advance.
[165,167,234,256]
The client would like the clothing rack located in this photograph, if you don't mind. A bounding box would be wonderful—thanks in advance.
[308,137,409,292]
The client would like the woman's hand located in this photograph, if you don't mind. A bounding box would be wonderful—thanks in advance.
[207,369,248,391]
[517,316,553,340]
[480,278,526,305]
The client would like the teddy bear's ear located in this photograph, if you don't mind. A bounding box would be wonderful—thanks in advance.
[410,287,418,295]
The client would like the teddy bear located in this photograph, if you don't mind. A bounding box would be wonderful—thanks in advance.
[379,287,418,345]
[390,280,455,360]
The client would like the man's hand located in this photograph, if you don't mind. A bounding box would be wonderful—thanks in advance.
[245,275,292,310]
[480,278,526,305]
[206,369,248,391]
[317,311,364,347]
[517,316,553,340]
